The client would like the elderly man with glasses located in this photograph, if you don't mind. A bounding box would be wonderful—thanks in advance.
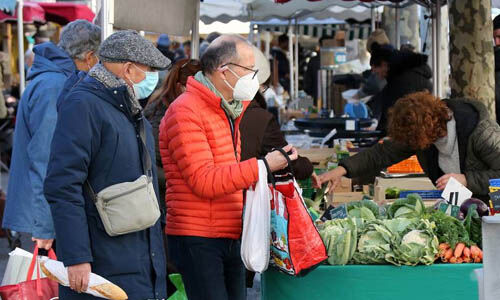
[159,35,297,300]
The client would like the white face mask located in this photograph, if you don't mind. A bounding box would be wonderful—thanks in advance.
[224,67,260,101]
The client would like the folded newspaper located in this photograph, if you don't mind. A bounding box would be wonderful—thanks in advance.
[40,258,128,300]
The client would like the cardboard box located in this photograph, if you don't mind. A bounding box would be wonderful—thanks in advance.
[297,148,335,167]
[373,176,437,202]
[334,177,352,193]
[329,192,364,205]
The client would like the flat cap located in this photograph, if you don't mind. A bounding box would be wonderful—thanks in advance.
[98,30,170,70]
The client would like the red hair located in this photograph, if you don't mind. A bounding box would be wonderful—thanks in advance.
[148,58,201,110]
[388,91,450,150]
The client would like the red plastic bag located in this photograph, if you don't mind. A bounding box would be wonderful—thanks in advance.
[0,247,59,300]
[263,151,327,276]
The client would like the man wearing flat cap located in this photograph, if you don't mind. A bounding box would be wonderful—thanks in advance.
[44,30,170,300]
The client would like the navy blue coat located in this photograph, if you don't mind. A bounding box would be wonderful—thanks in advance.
[44,72,167,300]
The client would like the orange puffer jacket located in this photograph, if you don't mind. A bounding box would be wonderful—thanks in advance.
[159,77,259,239]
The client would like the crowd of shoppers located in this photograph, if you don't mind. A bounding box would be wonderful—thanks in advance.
[2,16,300,299]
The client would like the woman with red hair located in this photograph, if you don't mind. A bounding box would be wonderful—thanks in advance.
[315,91,500,201]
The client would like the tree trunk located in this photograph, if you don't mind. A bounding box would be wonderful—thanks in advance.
[449,0,495,119]
[382,4,420,50]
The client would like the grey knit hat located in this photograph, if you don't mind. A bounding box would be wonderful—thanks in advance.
[98,30,170,70]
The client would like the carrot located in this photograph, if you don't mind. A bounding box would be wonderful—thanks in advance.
[463,247,471,258]
[470,245,480,257]
[449,257,457,264]
[456,257,463,264]
[478,249,483,260]
[463,256,472,263]
[454,243,466,258]
[443,248,453,261]
[439,243,450,251]
[474,257,482,263]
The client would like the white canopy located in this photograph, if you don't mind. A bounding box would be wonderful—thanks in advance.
[200,0,373,24]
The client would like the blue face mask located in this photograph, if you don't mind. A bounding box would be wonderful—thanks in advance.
[130,64,159,99]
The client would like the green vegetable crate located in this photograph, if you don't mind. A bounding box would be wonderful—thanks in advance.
[262,264,481,300]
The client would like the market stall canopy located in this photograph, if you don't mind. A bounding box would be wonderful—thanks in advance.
[200,0,372,24]
[38,2,95,25]
[0,1,44,23]
[254,16,371,39]
[113,0,197,35]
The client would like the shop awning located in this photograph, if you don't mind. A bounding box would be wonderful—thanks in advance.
[38,2,95,25]
[201,0,373,24]
[0,1,45,23]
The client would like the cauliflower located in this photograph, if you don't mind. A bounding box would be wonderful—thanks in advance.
[402,230,428,246]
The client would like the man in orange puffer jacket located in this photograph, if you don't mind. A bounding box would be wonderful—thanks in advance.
[159,35,297,300]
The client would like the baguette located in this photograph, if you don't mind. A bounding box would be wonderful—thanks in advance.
[40,262,64,285]
[90,283,128,300]
[40,261,128,300]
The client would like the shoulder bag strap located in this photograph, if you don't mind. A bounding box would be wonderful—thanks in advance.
[83,113,153,201]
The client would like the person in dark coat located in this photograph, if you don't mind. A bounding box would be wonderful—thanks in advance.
[368,43,432,134]
[316,92,500,202]
[157,33,175,62]
[3,20,101,252]
[44,30,170,300]
[304,35,330,101]
[241,46,313,181]
[144,58,201,297]
[271,34,290,92]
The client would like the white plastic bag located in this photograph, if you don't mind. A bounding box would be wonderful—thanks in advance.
[241,160,271,273]
[1,248,47,286]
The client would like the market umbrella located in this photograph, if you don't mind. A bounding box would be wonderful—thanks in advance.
[0,1,44,23]
[38,2,95,25]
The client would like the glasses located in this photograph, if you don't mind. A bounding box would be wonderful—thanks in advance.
[222,62,259,80]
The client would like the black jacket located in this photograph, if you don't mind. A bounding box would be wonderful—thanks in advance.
[340,99,500,200]
[271,48,290,92]
[304,55,320,100]
[369,51,433,133]
[240,99,313,180]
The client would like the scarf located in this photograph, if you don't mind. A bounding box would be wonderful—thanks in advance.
[88,63,142,115]
[194,71,243,119]
[433,115,460,174]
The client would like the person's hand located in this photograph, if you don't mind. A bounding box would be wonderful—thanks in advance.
[436,173,467,190]
[68,263,91,293]
[312,172,321,189]
[318,167,347,191]
[32,237,54,250]
[264,145,298,172]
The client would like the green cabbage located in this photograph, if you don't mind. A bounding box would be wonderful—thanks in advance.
[388,194,425,219]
